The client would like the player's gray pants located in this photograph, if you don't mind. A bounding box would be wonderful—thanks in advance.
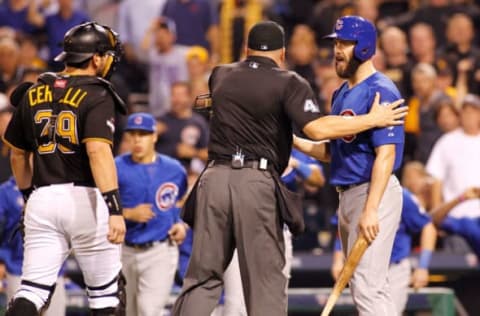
[172,165,287,316]
[222,227,293,316]
[122,241,178,316]
[338,175,402,316]
[7,273,66,316]
[388,258,411,315]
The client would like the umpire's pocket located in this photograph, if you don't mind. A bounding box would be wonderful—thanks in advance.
[275,178,305,237]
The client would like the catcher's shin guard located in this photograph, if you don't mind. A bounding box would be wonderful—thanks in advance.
[89,272,126,316]
[5,297,39,316]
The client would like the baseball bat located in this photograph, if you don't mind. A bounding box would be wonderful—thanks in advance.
[320,235,370,316]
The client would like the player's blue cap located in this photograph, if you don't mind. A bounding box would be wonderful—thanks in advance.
[125,112,156,133]
[323,15,376,62]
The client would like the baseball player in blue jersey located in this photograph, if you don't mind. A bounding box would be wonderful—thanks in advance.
[332,188,436,315]
[0,177,67,316]
[431,187,480,257]
[294,16,405,315]
[115,112,188,316]
[221,149,325,315]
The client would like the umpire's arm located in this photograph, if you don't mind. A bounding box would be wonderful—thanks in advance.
[86,140,126,244]
[303,93,406,140]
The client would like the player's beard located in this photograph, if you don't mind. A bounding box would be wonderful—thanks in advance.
[335,56,362,79]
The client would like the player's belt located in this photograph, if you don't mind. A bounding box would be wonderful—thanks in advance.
[36,180,95,188]
[124,238,169,250]
[209,158,269,171]
[335,181,368,193]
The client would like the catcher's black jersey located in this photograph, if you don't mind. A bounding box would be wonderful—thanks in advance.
[4,73,116,187]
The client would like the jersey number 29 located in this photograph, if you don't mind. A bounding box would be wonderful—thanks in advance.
[34,109,78,154]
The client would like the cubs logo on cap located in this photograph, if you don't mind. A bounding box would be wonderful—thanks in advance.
[335,19,344,31]
[125,112,156,133]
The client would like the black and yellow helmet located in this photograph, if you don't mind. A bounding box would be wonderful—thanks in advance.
[55,22,122,77]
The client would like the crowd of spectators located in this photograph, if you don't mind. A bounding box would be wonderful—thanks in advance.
[1,0,480,259]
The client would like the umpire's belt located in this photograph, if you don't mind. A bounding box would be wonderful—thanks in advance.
[124,238,168,250]
[335,181,368,193]
[208,158,269,170]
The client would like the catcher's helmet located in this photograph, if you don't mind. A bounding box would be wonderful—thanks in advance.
[54,22,122,67]
[324,16,376,62]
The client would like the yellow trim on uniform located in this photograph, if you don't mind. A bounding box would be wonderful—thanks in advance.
[1,135,27,152]
[82,137,113,146]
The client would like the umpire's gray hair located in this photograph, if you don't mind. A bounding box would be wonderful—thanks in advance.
[411,62,437,79]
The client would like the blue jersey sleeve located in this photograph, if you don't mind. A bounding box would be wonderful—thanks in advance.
[178,168,188,200]
[401,190,431,234]
[441,217,480,257]
[370,89,404,147]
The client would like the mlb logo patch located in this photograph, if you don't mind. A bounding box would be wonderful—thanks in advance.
[54,79,67,88]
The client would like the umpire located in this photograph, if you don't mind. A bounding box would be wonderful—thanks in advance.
[172,21,407,316]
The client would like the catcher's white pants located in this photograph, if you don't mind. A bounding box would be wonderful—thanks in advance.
[15,184,122,311]
[122,241,178,316]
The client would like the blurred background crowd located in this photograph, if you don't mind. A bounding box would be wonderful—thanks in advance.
[0,0,480,311]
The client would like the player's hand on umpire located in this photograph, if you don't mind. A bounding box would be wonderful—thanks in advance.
[168,222,188,245]
[123,203,156,223]
[108,215,126,244]
[368,92,406,127]
[358,208,379,244]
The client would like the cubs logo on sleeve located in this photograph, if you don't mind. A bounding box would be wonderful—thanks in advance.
[155,182,179,211]
[340,109,356,143]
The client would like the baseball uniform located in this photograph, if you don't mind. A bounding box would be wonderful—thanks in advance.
[331,71,404,315]
[3,72,123,312]
[116,152,187,316]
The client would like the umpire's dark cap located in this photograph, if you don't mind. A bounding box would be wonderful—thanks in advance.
[247,21,285,51]
[461,94,480,109]
[125,113,156,133]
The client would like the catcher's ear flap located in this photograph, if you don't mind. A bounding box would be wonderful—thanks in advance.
[10,82,34,107]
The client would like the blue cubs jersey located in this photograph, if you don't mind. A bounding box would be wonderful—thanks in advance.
[116,153,188,244]
[330,72,404,186]
[332,189,431,263]
[390,189,431,263]
[441,216,480,258]
[0,177,24,275]
[281,149,322,191]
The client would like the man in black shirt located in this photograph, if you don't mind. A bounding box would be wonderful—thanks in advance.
[172,21,406,316]
[3,22,126,316]
[155,82,209,173]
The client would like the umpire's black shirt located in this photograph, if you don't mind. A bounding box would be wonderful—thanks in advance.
[208,55,322,173]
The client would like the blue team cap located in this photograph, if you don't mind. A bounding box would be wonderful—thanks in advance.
[125,113,156,133]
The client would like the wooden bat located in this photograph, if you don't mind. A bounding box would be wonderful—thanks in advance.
[320,235,370,316]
